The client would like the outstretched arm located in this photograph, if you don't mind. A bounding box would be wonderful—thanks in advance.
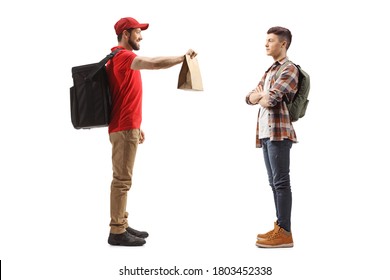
[131,49,197,70]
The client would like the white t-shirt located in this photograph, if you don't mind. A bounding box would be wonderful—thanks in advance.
[258,71,272,139]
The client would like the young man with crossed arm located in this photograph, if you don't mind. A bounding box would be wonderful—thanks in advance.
[246,26,299,248]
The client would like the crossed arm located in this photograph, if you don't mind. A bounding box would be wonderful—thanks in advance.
[246,64,299,108]
[247,84,270,107]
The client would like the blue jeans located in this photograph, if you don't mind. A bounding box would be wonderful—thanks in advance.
[262,138,293,232]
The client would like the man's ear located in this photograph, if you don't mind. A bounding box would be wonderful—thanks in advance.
[123,30,131,38]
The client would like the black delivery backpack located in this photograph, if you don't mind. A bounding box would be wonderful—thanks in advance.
[70,49,121,129]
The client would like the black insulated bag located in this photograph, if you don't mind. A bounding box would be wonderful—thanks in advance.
[70,49,120,129]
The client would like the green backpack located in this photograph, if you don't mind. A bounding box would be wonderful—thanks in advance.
[275,61,310,122]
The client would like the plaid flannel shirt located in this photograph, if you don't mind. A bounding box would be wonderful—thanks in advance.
[246,57,299,148]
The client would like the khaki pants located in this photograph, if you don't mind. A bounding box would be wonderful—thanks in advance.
[109,129,140,234]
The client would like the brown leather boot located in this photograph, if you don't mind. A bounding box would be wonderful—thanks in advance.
[257,221,277,240]
[256,224,293,248]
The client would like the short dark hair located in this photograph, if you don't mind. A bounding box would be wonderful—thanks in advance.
[267,26,292,50]
[117,28,133,42]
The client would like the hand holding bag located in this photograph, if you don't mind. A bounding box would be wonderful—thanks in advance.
[177,54,203,91]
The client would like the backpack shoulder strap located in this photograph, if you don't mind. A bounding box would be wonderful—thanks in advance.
[100,48,122,64]
[86,49,122,81]
[274,59,293,80]
[274,60,298,104]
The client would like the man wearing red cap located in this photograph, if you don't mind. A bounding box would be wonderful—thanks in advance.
[106,17,197,246]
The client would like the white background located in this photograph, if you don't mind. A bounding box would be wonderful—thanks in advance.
[1,0,389,279]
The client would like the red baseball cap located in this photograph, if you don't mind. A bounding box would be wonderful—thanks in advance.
[114,17,149,35]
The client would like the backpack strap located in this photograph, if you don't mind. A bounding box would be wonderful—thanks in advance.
[274,59,292,80]
[274,60,297,104]
[85,48,122,81]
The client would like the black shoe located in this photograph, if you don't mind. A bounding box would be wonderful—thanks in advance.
[126,226,149,239]
[108,231,146,246]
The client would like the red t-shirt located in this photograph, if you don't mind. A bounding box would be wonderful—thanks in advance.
[106,47,143,133]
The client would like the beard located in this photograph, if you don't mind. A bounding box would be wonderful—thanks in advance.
[128,37,140,51]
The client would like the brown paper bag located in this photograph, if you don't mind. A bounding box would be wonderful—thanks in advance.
[177,55,203,91]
